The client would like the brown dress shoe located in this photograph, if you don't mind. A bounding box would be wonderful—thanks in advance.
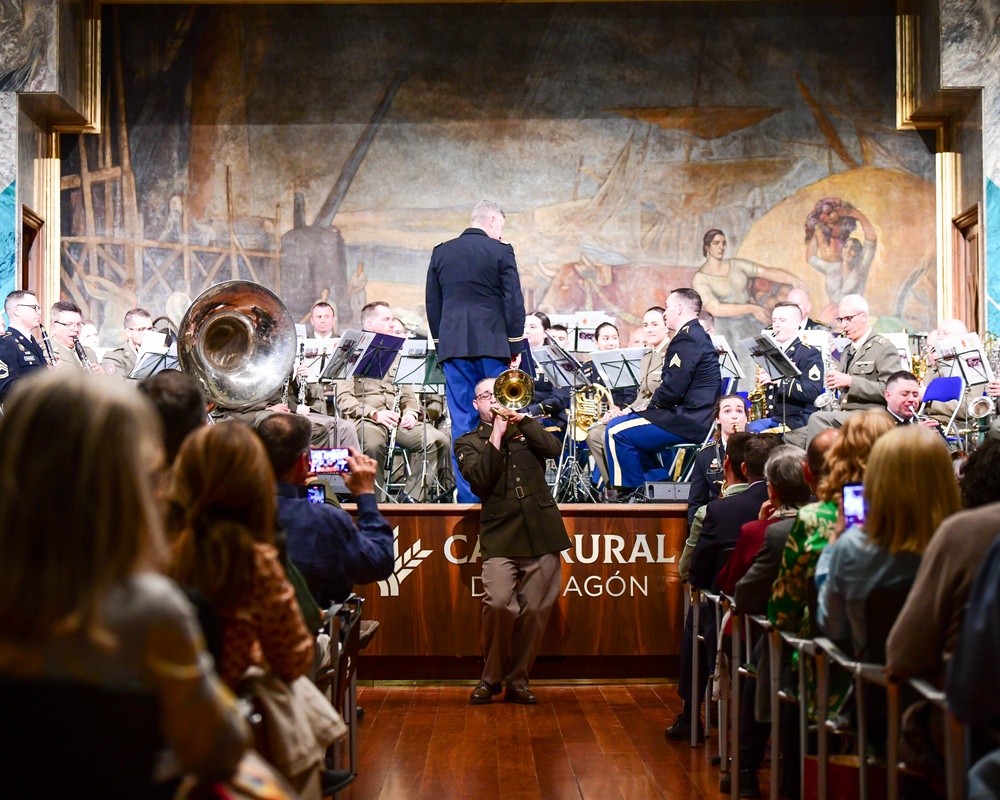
[469,681,502,705]
[504,687,538,704]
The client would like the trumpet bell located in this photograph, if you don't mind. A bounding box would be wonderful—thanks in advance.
[494,368,534,410]
[178,281,297,411]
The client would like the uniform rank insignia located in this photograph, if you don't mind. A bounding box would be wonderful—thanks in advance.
[458,451,465,463]
[669,353,682,368]
[808,364,821,381]
[0,359,7,379]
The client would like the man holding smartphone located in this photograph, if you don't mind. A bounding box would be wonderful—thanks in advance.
[255,413,394,605]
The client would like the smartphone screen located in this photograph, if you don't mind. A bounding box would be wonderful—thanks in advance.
[842,482,866,528]
[306,484,326,504]
[309,447,350,474]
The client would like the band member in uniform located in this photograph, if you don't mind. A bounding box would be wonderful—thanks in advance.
[102,308,154,379]
[310,301,337,340]
[425,199,526,503]
[0,290,47,402]
[581,322,637,410]
[786,287,831,331]
[587,307,669,489]
[48,301,102,374]
[334,301,450,501]
[687,394,748,527]
[519,311,568,434]
[746,301,823,433]
[456,378,570,705]
[790,293,899,446]
[605,289,722,493]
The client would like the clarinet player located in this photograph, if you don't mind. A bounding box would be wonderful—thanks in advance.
[48,301,103,375]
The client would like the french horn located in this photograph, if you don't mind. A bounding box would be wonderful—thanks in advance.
[177,281,297,411]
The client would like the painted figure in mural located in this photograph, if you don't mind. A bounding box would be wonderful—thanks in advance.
[82,274,139,348]
[804,198,877,320]
[692,229,804,326]
[348,263,368,324]
[425,199,526,504]
[0,290,46,403]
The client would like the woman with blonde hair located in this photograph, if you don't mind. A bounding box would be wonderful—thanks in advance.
[0,372,247,796]
[169,421,313,689]
[817,425,961,655]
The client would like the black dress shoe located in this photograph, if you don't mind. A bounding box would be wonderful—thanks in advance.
[663,714,703,742]
[719,769,762,798]
[469,680,502,705]
[322,768,354,795]
[504,687,538,704]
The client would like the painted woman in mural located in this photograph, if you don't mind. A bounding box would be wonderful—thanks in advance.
[804,198,877,320]
[691,229,803,325]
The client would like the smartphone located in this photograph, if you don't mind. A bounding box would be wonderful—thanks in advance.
[309,447,350,474]
[842,482,866,528]
[306,484,326,504]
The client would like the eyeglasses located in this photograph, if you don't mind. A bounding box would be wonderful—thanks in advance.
[127,326,154,333]
[53,321,83,330]
[475,390,495,402]
[834,312,864,325]
[16,303,40,311]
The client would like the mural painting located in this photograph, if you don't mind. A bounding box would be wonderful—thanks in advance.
[59,3,935,352]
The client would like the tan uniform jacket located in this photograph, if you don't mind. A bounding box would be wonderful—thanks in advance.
[333,357,420,421]
[624,343,667,414]
[840,333,900,410]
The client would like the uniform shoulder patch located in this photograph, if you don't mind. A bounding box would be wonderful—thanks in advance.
[0,359,7,379]
[669,353,682,368]
[808,364,821,381]
[699,439,717,451]
[105,363,116,374]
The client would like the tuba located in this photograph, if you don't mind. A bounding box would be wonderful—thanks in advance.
[493,369,534,411]
[177,281,297,411]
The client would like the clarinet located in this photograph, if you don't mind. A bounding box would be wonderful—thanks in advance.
[383,385,402,487]
[39,325,58,367]
[72,337,93,372]
[296,342,309,412]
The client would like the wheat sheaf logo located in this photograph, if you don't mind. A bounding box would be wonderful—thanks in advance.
[376,526,433,597]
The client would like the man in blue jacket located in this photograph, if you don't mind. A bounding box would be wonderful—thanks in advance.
[425,200,526,502]
[255,412,394,605]
[605,288,721,492]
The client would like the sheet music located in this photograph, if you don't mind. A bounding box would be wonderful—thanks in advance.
[934,332,993,385]
[712,334,745,381]
[740,334,801,380]
[587,347,645,389]
[297,337,338,382]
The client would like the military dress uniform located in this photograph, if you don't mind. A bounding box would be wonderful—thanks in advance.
[0,328,46,403]
[51,337,100,373]
[586,340,667,486]
[747,337,824,432]
[686,439,726,528]
[519,342,568,434]
[333,356,450,501]
[101,344,136,379]
[455,415,570,699]
[606,319,722,489]
[797,331,901,445]
[425,227,526,502]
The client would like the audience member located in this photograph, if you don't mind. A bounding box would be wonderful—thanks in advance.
[169,422,315,689]
[0,372,247,795]
[959,438,1000,509]
[254,412,394,606]
[139,369,208,465]
[816,426,960,656]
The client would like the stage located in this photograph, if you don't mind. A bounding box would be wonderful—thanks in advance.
[353,502,689,681]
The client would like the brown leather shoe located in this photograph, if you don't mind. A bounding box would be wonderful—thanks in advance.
[504,687,538,704]
[469,681,502,705]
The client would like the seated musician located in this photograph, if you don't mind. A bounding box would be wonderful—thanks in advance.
[48,301,103,375]
[787,293,899,447]
[333,301,450,501]
[519,311,568,434]
[586,306,669,490]
[309,301,338,339]
[605,289,722,494]
[102,307,154,379]
[581,322,637,410]
[923,319,968,429]
[746,301,823,433]
[546,323,571,350]
[686,393,747,527]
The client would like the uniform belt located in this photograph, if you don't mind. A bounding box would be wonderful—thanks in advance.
[512,483,544,500]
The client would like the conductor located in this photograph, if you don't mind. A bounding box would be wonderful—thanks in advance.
[426,200,526,502]
[455,378,570,705]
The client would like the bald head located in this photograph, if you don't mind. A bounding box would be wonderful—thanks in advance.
[786,288,811,318]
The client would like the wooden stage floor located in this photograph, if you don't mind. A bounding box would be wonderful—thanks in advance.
[339,682,767,800]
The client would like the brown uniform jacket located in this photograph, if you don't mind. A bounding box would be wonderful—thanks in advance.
[455,416,570,560]
[101,345,136,379]
[51,338,100,373]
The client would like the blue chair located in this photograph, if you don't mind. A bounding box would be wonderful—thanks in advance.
[918,375,965,436]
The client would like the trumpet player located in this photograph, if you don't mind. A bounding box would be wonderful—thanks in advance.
[456,377,569,706]
[48,301,103,375]
[0,290,47,402]
[885,370,941,429]
[746,301,823,433]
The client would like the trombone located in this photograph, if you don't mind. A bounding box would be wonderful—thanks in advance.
[491,368,534,420]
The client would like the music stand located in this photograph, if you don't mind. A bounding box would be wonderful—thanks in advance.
[392,340,449,501]
[587,347,644,393]
[712,335,745,388]
[128,338,179,381]
[741,334,802,433]
[934,332,993,388]
[532,343,599,503]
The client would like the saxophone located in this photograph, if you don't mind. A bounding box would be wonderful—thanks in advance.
[747,369,768,421]
[383,384,402,487]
